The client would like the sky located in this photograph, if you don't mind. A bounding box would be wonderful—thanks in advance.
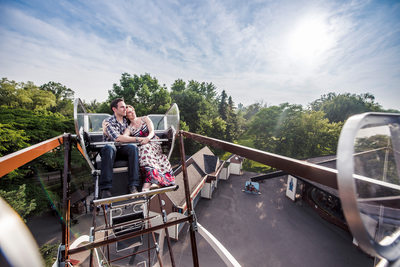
[0,0,399,109]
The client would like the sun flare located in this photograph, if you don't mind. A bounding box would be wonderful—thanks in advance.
[287,15,334,64]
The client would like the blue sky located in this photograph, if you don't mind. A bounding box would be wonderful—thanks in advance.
[0,0,399,109]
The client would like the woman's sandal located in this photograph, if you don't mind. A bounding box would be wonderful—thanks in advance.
[150,183,160,190]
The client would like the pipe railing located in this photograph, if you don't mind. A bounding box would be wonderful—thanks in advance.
[181,131,338,189]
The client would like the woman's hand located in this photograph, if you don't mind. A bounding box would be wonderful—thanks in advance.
[140,136,150,145]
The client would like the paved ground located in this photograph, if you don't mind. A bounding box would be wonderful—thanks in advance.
[168,172,373,267]
[27,171,374,266]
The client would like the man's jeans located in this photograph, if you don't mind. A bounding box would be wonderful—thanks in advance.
[99,144,140,190]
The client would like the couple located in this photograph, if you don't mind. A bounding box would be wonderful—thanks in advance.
[100,98,175,198]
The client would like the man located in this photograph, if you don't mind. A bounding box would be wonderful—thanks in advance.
[100,98,140,198]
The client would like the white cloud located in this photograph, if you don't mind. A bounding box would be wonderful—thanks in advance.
[0,0,399,109]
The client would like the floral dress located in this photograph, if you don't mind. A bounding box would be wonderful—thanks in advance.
[128,117,175,186]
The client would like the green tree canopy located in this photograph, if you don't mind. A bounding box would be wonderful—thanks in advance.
[274,110,342,158]
[249,103,292,152]
[242,102,266,121]
[0,106,73,146]
[109,73,171,116]
[0,78,57,111]
[171,80,219,134]
[218,90,228,121]
[40,81,75,116]
[248,103,342,158]
[0,123,29,157]
[310,92,382,123]
[170,78,240,154]
[225,96,239,141]
[0,184,36,221]
[0,78,19,107]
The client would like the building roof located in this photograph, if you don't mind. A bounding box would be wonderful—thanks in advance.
[204,154,218,174]
[167,146,219,208]
[229,155,244,163]
[305,155,337,169]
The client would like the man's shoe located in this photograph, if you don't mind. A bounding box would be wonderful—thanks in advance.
[129,186,138,194]
[100,189,112,199]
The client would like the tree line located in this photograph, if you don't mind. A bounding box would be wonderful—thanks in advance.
[0,73,398,219]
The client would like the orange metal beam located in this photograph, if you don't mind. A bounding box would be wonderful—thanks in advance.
[76,143,84,157]
[0,135,64,178]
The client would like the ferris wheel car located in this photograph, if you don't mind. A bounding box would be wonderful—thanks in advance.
[73,98,180,198]
[337,112,400,264]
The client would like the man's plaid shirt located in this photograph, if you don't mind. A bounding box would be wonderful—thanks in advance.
[103,115,129,141]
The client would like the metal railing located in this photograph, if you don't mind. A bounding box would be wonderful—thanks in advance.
[181,131,338,189]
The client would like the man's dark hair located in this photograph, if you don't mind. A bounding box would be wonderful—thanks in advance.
[110,98,124,112]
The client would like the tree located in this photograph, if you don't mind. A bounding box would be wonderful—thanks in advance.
[96,101,112,114]
[40,81,74,116]
[187,80,218,102]
[0,78,56,110]
[225,96,239,141]
[171,79,219,133]
[310,92,382,122]
[81,99,110,113]
[200,117,226,140]
[0,123,29,156]
[40,81,74,101]
[242,102,266,121]
[0,106,74,145]
[171,88,207,132]
[109,73,171,116]
[171,79,224,154]
[385,109,400,113]
[0,184,36,221]
[0,78,19,107]
[274,110,342,158]
[248,104,342,159]
[17,81,57,110]
[218,90,228,120]
[170,79,186,92]
[248,104,291,152]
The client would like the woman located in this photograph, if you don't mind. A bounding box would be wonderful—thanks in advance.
[123,105,175,191]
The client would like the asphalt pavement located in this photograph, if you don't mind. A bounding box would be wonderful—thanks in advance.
[27,171,374,266]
